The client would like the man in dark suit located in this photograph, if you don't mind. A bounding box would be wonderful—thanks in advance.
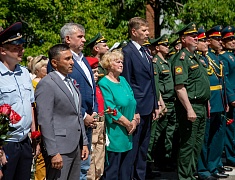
[48,23,98,179]
[35,44,89,179]
[121,17,159,180]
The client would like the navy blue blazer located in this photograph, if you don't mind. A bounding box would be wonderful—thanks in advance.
[47,56,98,117]
[121,41,158,116]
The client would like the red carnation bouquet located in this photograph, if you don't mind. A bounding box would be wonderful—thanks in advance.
[0,104,22,146]
[94,106,117,122]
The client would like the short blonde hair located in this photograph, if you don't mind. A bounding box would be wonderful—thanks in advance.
[100,50,123,70]
[27,55,48,74]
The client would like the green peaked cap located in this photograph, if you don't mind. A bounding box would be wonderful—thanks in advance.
[86,32,107,47]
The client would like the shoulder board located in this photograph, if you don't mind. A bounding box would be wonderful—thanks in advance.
[211,49,215,53]
[180,52,185,60]
[229,55,234,61]
[219,51,225,55]
[152,57,158,63]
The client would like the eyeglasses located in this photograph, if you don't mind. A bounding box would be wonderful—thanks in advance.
[114,60,124,64]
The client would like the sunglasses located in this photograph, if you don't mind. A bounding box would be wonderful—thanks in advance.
[36,56,48,64]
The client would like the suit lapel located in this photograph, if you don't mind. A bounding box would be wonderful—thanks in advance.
[72,58,91,86]
[49,72,77,112]
[129,42,150,71]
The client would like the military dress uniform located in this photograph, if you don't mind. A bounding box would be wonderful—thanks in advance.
[146,54,161,176]
[147,35,177,171]
[197,26,229,179]
[168,38,181,62]
[171,23,211,180]
[219,26,235,167]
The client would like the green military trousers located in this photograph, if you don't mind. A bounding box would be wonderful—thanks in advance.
[177,103,207,180]
[147,102,176,166]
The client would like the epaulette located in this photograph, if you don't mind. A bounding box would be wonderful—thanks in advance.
[152,57,158,63]
[98,73,105,77]
[169,51,176,55]
[219,51,225,55]
[229,55,234,62]
[196,51,202,55]
[180,52,185,60]
[211,49,215,53]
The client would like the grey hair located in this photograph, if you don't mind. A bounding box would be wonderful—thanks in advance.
[60,23,85,43]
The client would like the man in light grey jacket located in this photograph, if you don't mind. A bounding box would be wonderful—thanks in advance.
[35,44,88,180]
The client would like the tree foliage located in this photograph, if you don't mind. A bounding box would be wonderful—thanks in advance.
[179,0,235,29]
[0,0,146,64]
[0,0,234,64]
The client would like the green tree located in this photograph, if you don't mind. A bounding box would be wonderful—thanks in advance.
[178,0,235,29]
[0,0,146,64]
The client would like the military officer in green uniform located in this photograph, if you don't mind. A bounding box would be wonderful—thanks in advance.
[168,38,182,62]
[219,26,235,167]
[196,26,230,180]
[147,35,177,172]
[86,33,109,81]
[171,22,210,180]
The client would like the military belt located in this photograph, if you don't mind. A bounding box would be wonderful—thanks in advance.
[210,85,222,91]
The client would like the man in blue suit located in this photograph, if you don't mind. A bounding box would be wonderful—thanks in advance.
[121,17,159,180]
[48,23,97,180]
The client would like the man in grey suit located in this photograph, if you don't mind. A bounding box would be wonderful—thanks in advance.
[35,44,89,179]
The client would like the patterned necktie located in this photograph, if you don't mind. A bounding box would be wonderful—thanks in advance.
[140,46,150,63]
[66,77,79,111]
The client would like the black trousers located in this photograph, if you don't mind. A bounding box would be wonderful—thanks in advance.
[101,150,130,180]
[2,137,33,180]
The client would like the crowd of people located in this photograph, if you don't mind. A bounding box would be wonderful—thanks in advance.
[0,17,235,180]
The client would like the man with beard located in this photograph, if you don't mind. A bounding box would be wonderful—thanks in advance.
[171,22,210,180]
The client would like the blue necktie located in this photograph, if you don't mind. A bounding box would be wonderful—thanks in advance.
[140,47,150,63]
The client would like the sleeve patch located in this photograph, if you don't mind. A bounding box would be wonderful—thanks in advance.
[175,66,183,74]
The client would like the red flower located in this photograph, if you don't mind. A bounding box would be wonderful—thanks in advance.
[112,109,117,116]
[9,110,22,124]
[107,107,112,113]
[31,131,41,139]
[0,104,11,116]
[227,119,234,125]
